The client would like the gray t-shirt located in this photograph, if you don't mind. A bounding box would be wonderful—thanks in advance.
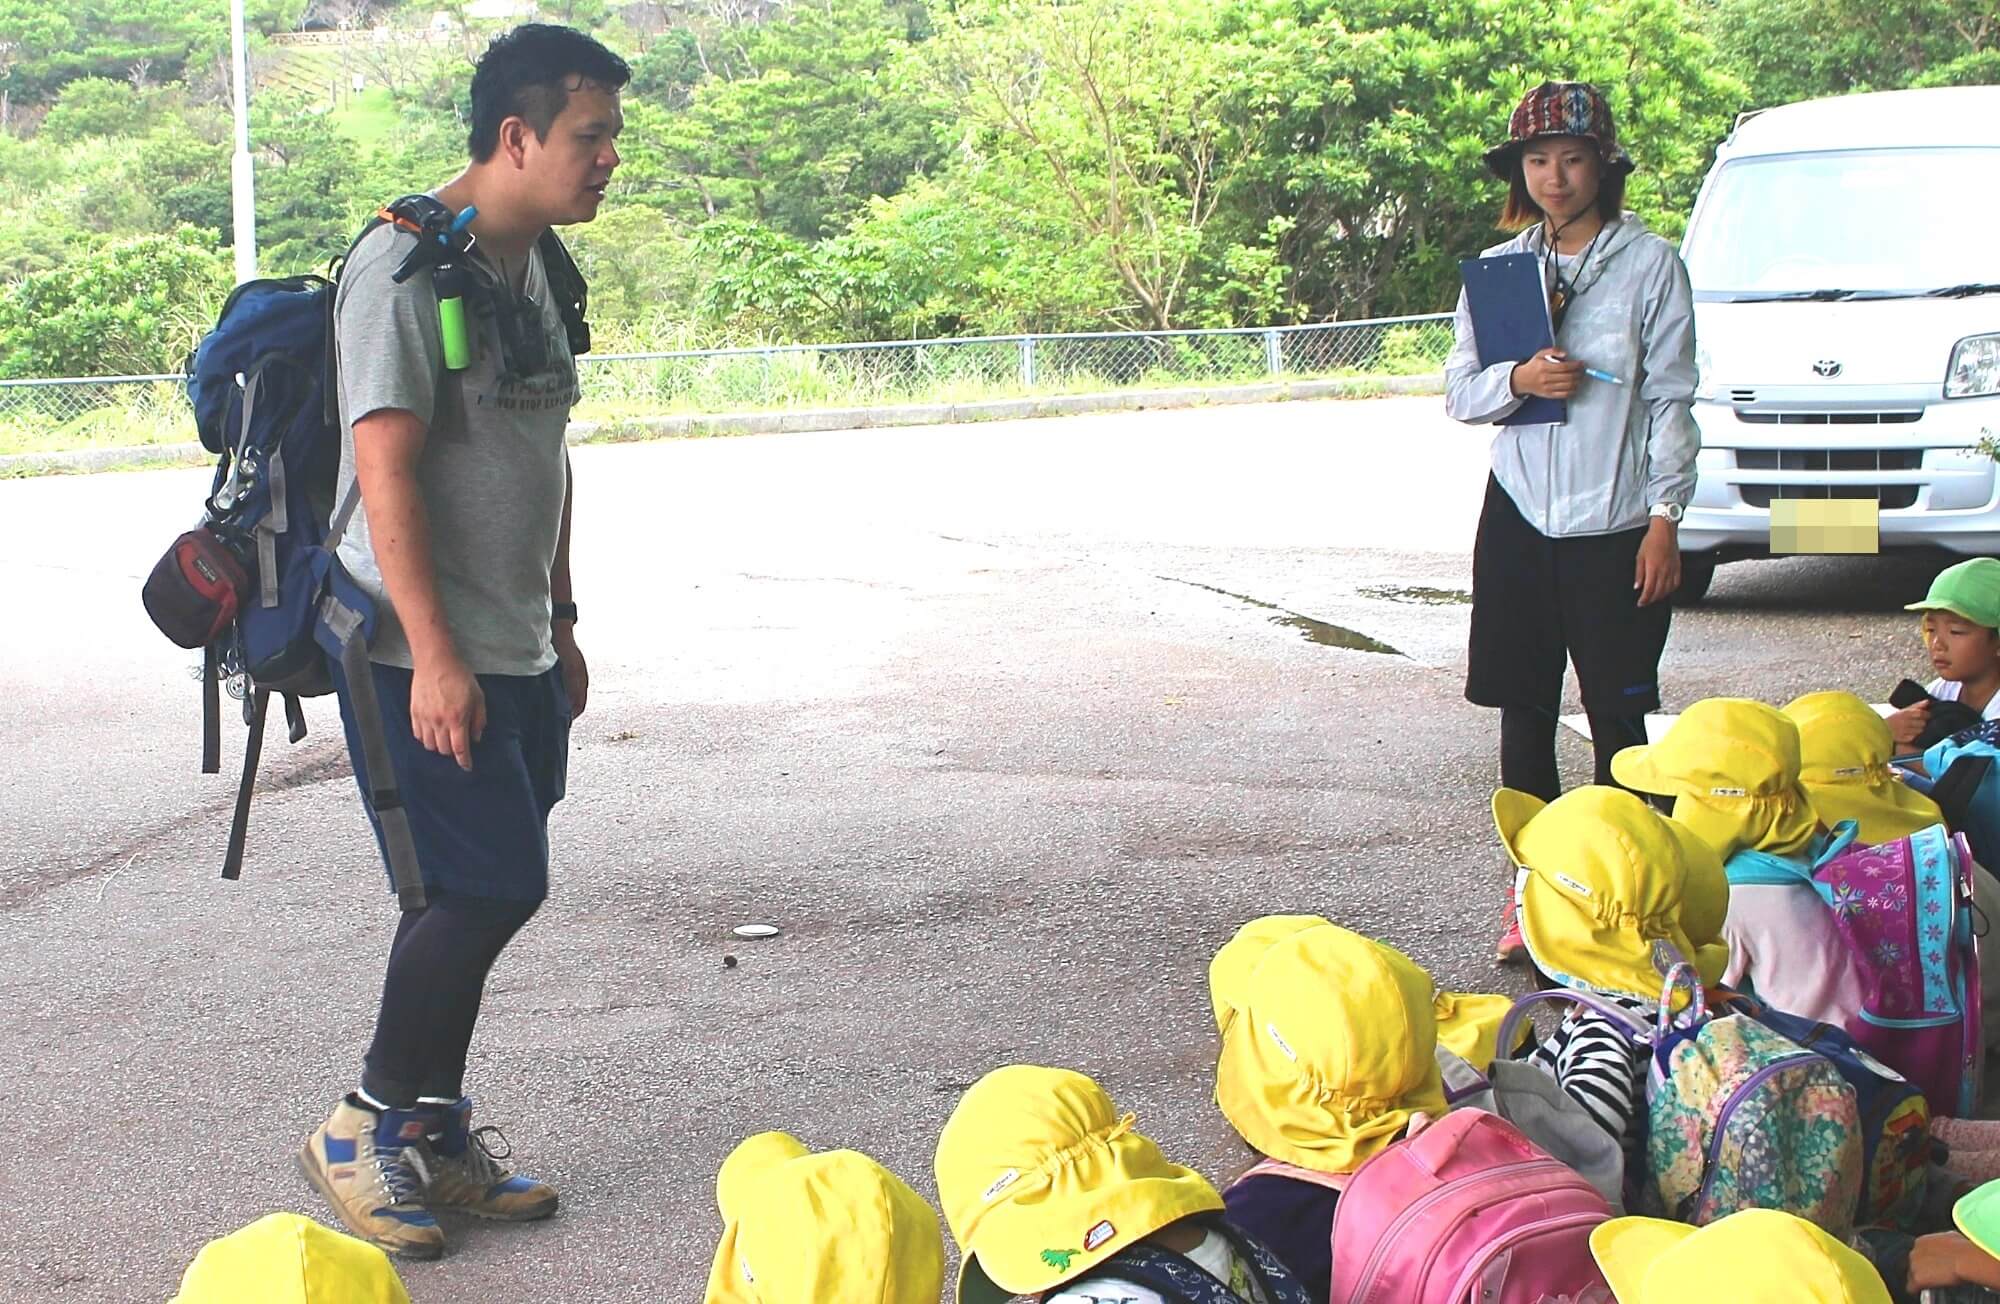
[332,222,578,676]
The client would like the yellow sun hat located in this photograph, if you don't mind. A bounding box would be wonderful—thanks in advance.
[1210,913,1523,1070]
[934,1066,1222,1303]
[1784,691,1944,843]
[1590,1209,1890,1303]
[1208,913,1329,1034]
[1494,786,1697,1004]
[170,1213,410,1304]
[1212,920,1447,1175]
[705,1132,945,1304]
[1611,698,1821,860]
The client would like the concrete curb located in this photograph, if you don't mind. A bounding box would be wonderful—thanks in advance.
[0,373,1445,477]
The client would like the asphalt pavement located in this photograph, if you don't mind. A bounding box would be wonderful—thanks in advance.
[0,396,1961,1301]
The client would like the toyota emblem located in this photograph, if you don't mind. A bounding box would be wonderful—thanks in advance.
[1813,359,1844,378]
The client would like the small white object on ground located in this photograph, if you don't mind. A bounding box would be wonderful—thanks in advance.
[732,924,781,939]
[1558,703,1894,743]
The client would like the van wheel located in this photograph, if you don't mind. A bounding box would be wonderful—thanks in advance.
[1674,554,1718,607]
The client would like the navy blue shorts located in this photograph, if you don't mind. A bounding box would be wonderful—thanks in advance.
[332,661,571,903]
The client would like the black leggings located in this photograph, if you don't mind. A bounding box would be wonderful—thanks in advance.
[362,892,543,1108]
[1500,704,1651,803]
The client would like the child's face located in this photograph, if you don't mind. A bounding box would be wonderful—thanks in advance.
[1922,610,2000,682]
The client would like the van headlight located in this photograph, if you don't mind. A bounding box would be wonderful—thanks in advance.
[1946,334,2000,399]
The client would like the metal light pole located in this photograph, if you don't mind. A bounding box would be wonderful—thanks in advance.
[228,0,257,284]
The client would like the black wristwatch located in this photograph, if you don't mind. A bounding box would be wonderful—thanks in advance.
[553,601,578,624]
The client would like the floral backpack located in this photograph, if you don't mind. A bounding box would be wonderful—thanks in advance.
[1719,992,1932,1232]
[1509,967,1865,1236]
[1643,970,1865,1234]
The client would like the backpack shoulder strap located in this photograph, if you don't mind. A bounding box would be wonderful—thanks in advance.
[536,227,590,357]
[1725,846,1822,888]
[1812,821,1862,866]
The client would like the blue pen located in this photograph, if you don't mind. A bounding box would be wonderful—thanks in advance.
[1582,366,1625,385]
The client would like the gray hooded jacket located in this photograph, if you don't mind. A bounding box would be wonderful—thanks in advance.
[1445,214,1698,538]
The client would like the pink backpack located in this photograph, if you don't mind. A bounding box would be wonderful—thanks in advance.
[1238,1110,1614,1304]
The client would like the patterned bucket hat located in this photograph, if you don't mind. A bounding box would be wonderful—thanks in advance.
[1484,81,1636,178]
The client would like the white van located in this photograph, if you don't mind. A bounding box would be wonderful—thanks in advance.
[1674,85,2000,602]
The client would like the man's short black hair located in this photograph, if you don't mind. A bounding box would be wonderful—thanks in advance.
[468,24,631,163]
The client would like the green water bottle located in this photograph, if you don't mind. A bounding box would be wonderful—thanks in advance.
[436,262,471,371]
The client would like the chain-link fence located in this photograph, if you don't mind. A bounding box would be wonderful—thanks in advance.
[0,315,1453,458]
[571,315,1454,425]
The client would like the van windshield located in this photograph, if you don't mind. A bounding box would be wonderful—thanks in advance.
[1683,147,2000,300]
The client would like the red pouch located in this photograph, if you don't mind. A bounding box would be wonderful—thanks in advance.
[143,528,250,649]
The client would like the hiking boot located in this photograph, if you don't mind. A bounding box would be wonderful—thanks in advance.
[421,1096,558,1221]
[297,1095,445,1260]
[1496,891,1527,964]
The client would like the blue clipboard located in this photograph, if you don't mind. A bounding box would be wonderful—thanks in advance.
[1460,253,1566,426]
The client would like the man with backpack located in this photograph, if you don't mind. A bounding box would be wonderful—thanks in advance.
[293,24,629,1259]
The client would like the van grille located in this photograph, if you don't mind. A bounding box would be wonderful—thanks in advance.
[1736,448,1922,510]
[1734,410,1923,425]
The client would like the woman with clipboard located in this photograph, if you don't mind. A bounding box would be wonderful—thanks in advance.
[1443,81,1700,963]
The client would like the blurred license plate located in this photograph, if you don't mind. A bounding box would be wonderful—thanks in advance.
[1769,498,1880,555]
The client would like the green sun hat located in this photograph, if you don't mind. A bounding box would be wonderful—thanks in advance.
[1906,558,2000,630]
[1956,1179,2000,1259]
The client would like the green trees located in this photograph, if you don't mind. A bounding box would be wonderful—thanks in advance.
[0,228,230,376]
[0,0,1985,375]
[1713,0,1997,104]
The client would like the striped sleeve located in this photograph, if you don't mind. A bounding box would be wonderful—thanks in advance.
[1531,1009,1645,1150]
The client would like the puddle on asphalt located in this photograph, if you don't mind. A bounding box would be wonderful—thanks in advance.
[1163,578,1401,655]
[1358,584,1472,606]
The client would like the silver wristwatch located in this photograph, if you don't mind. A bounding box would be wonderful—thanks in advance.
[1649,502,1685,524]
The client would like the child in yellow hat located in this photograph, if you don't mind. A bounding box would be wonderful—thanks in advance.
[1888,558,2000,749]
[1495,786,1701,1177]
[170,1213,410,1304]
[1609,697,1874,1029]
[705,1131,944,1303]
[1207,913,1522,1072]
[1206,918,1449,1299]
[1786,691,1947,843]
[935,1065,1312,1303]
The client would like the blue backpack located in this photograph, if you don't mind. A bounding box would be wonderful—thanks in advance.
[168,263,422,906]
[144,201,592,908]
[1911,725,2000,867]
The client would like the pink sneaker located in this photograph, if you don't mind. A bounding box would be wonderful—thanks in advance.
[1496,893,1527,964]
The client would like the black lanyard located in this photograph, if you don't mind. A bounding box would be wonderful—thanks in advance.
[1543,217,1608,333]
